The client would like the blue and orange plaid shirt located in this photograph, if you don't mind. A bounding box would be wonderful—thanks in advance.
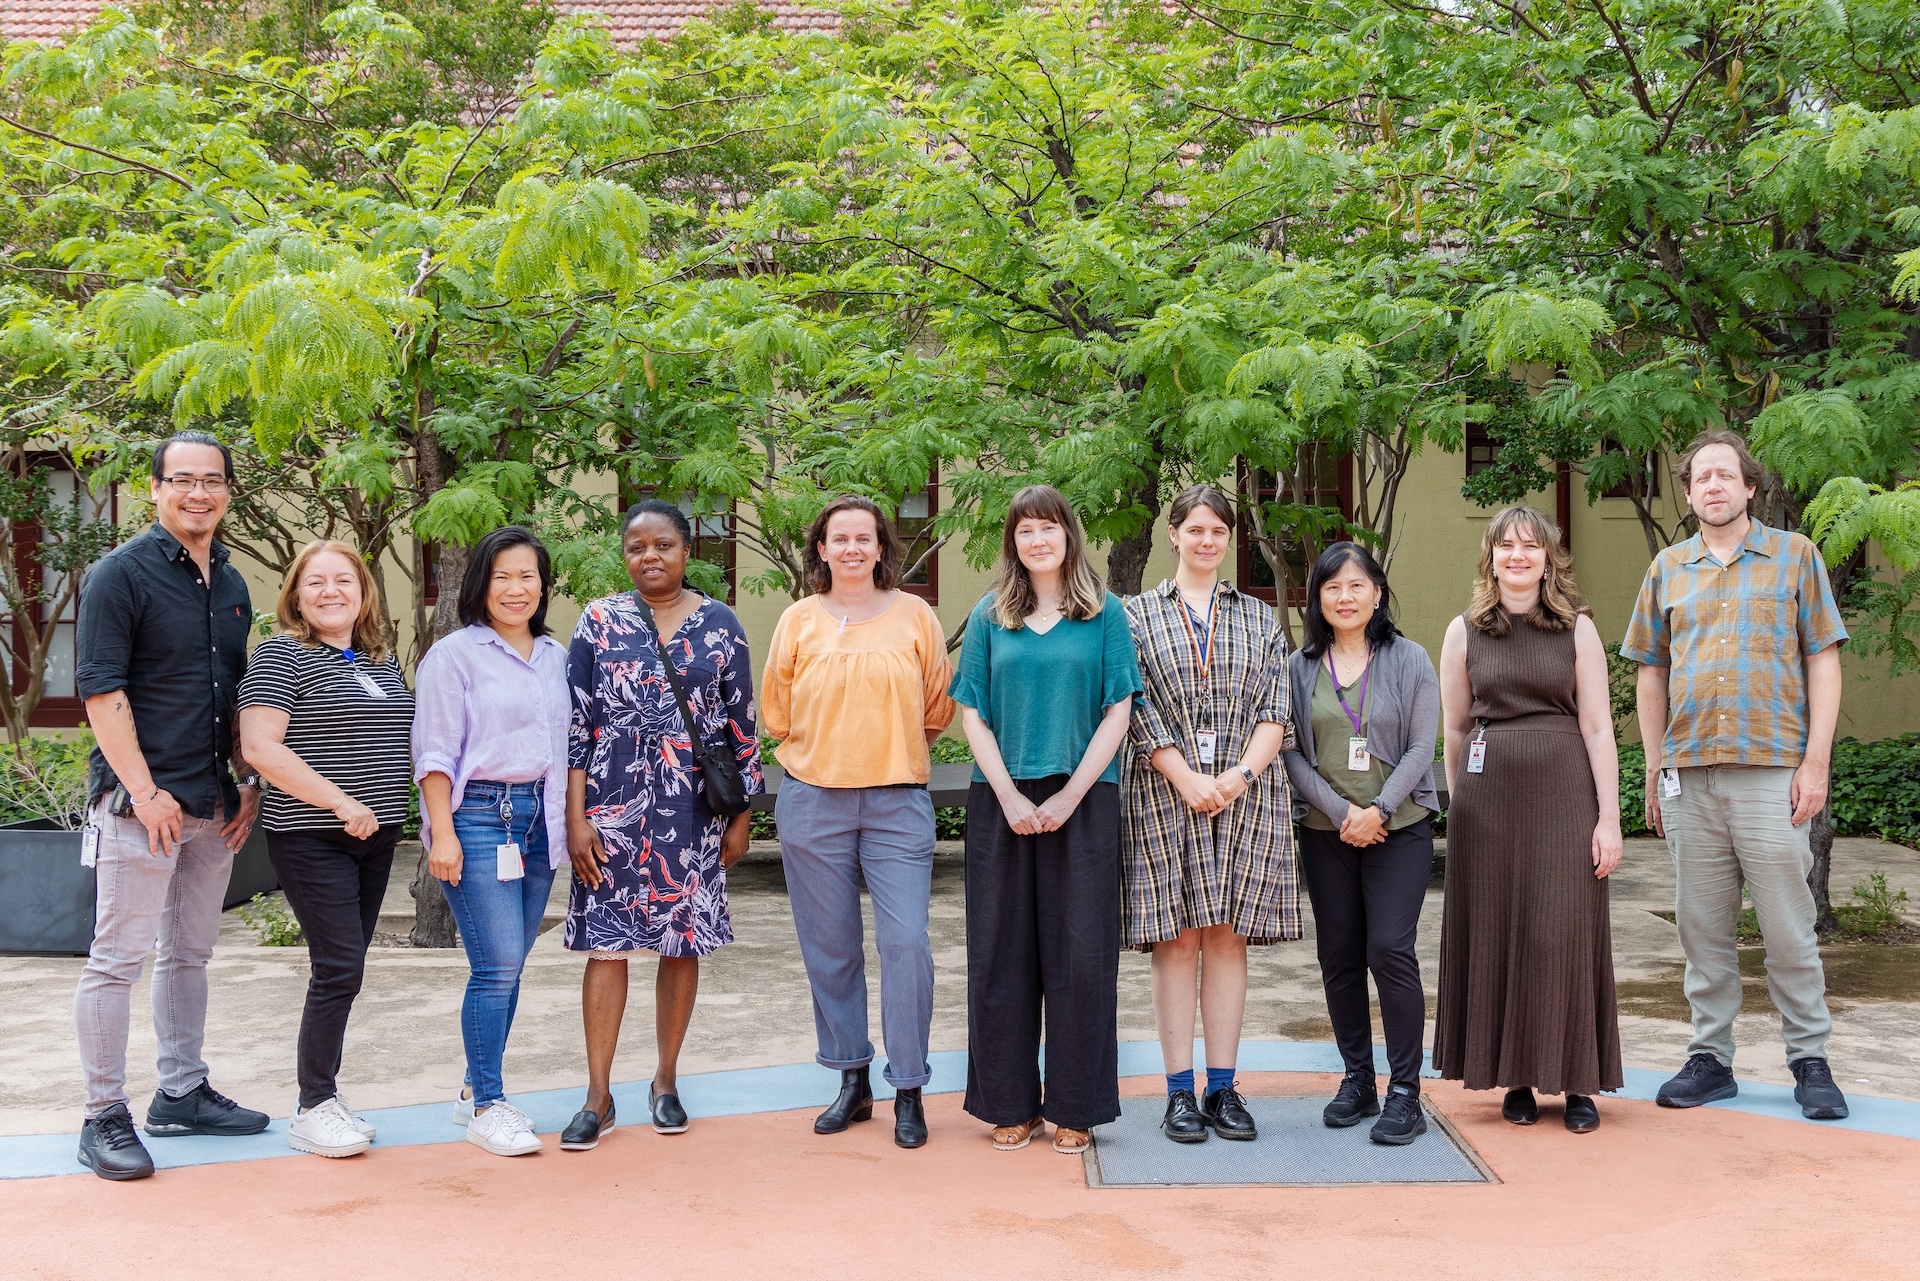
[1620,521,1847,769]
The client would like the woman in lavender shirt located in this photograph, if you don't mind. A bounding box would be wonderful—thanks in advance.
[412,526,571,1158]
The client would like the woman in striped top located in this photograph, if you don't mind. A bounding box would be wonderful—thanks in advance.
[237,539,415,1160]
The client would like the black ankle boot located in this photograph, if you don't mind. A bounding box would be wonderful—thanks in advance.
[814,1066,874,1134]
[894,1087,927,1149]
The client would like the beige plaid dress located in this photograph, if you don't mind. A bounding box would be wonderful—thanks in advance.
[1120,581,1300,951]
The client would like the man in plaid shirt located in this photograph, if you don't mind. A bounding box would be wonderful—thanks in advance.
[1622,430,1850,1121]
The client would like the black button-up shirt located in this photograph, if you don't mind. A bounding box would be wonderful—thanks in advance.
[75,524,252,819]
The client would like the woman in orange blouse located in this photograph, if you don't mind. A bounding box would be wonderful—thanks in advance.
[762,495,956,1150]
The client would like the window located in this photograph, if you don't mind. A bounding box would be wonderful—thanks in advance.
[896,468,939,604]
[1601,444,1661,499]
[420,540,441,606]
[1465,420,1497,477]
[1237,447,1352,607]
[5,456,116,727]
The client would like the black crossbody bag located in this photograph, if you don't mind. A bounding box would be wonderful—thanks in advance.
[633,592,751,817]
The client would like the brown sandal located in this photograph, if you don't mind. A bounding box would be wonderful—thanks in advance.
[1051,1126,1091,1154]
[992,1117,1046,1150]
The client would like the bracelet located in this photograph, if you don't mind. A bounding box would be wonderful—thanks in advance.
[130,788,161,808]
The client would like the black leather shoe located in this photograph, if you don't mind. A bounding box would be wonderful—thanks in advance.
[1161,1090,1210,1143]
[814,1066,874,1134]
[894,1087,928,1149]
[1370,1086,1427,1146]
[1501,1087,1539,1125]
[561,1100,616,1150]
[78,1103,155,1180]
[144,1081,269,1137]
[649,1083,689,1135]
[1789,1057,1850,1120]
[1202,1086,1258,1141]
[1323,1070,1381,1128]
[1656,1053,1738,1109]
[1564,1094,1600,1133]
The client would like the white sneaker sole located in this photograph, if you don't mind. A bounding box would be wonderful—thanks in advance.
[452,1101,474,1128]
[289,1133,371,1158]
[466,1128,542,1157]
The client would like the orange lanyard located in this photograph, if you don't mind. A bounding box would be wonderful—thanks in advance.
[1175,587,1218,690]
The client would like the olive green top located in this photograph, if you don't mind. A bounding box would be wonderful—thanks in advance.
[1300,668,1430,832]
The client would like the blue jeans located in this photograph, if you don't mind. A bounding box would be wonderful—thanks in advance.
[438,780,557,1106]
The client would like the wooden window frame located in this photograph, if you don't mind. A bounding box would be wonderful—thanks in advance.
[1235,450,1353,609]
[896,467,939,605]
[10,454,117,729]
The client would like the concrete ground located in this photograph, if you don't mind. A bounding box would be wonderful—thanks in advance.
[3,835,1917,1137]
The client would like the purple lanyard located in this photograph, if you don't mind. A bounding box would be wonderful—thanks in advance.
[1325,649,1371,738]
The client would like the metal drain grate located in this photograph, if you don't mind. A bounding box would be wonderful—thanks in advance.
[1084,1096,1493,1187]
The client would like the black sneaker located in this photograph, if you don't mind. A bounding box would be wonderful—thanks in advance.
[144,1080,270,1137]
[1202,1086,1258,1141]
[1322,1069,1381,1128]
[1788,1058,1850,1120]
[1656,1053,1738,1109]
[78,1103,155,1180]
[1369,1086,1426,1146]
[1161,1090,1210,1143]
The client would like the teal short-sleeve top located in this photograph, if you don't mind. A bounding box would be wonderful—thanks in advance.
[948,591,1144,785]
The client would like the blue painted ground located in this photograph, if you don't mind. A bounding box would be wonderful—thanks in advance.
[6,1039,1916,1180]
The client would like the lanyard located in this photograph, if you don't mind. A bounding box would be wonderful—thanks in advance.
[1325,648,1372,738]
[1175,587,1219,686]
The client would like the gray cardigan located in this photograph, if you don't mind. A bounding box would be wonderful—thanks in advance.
[1281,633,1441,825]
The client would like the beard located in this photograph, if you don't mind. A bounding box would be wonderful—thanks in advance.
[1693,497,1748,528]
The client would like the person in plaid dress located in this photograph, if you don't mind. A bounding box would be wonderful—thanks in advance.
[1121,485,1298,1145]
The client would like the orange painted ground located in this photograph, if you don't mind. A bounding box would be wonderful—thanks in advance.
[8,1074,1916,1281]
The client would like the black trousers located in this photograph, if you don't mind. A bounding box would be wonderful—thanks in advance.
[963,778,1121,1130]
[1298,817,1434,1092]
[266,824,401,1108]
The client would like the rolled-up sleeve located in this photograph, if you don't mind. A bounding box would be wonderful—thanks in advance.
[1124,597,1178,758]
[1251,605,1294,749]
[410,645,467,783]
[74,557,136,700]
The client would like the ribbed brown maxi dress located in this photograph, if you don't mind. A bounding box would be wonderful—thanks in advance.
[1433,611,1623,1096]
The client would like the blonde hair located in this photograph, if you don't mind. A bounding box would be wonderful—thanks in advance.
[276,539,388,662]
[1466,505,1589,636]
[990,485,1106,629]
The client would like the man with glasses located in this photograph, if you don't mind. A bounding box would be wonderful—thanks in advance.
[72,431,268,1179]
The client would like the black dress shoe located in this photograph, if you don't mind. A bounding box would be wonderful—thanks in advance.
[814,1066,874,1134]
[1370,1086,1427,1146]
[1323,1070,1381,1128]
[894,1087,927,1149]
[78,1103,155,1180]
[562,1100,617,1150]
[1202,1087,1258,1141]
[1564,1094,1599,1133]
[649,1083,688,1135]
[144,1081,269,1137]
[1501,1088,1539,1125]
[1161,1090,1210,1143]
[1656,1053,1737,1108]
[1789,1057,1850,1120]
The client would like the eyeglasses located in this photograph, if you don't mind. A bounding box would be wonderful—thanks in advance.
[160,475,232,495]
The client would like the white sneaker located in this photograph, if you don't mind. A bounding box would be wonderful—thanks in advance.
[289,1097,372,1158]
[334,1093,376,1140]
[466,1101,543,1157]
[452,1088,475,1128]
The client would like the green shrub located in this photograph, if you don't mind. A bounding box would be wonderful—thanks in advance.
[1829,735,1920,849]
[237,893,305,946]
[0,735,95,828]
[1833,871,1911,938]
[750,735,974,841]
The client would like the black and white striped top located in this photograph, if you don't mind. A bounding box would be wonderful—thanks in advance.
[238,634,416,832]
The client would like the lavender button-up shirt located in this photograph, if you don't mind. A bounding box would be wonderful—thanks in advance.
[412,623,570,868]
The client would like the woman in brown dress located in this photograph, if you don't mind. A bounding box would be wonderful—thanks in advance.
[1435,504,1623,1132]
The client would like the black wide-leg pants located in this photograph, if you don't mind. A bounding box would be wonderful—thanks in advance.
[1299,817,1434,1092]
[962,778,1121,1130]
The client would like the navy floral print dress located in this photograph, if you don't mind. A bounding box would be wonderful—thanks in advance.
[564,592,763,958]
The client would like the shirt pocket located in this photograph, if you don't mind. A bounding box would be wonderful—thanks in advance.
[1741,585,1791,655]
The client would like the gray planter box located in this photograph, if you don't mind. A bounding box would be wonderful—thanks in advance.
[0,817,278,956]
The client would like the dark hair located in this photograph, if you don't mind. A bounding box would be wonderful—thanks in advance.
[1300,541,1400,659]
[151,431,234,483]
[624,498,693,546]
[1678,429,1763,493]
[802,495,901,595]
[1168,483,1234,529]
[458,526,553,637]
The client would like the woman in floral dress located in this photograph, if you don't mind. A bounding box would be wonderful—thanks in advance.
[560,500,762,1148]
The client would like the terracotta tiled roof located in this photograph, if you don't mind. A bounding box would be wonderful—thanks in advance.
[1,0,836,46]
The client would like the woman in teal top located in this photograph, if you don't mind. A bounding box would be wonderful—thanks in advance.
[950,485,1140,1155]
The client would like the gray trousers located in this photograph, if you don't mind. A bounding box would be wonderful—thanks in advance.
[1666,765,1831,1066]
[73,799,234,1118]
[776,778,936,1090]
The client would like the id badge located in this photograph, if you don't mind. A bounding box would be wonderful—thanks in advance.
[1661,768,1682,799]
[496,842,524,881]
[1466,740,1487,774]
[351,669,388,699]
[1195,730,1217,766]
[1347,737,1370,771]
[81,825,100,869]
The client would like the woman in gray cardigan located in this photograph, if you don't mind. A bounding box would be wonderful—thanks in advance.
[1282,542,1440,1148]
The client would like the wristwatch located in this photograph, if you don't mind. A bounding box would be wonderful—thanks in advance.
[1236,764,1257,785]
[237,774,261,790]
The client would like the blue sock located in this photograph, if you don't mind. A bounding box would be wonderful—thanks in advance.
[1166,1069,1194,1097]
[1206,1066,1236,1097]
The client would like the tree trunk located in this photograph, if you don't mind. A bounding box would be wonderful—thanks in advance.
[1105,465,1162,596]
[1808,800,1838,936]
[407,405,461,947]
[407,846,460,948]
